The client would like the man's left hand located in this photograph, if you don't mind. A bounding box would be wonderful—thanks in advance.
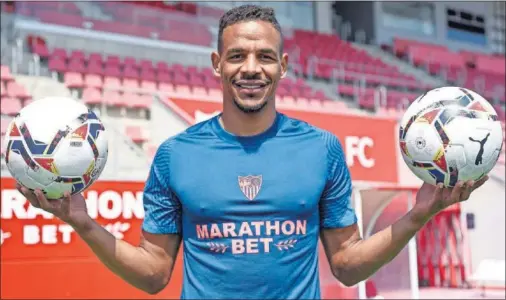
[411,175,489,224]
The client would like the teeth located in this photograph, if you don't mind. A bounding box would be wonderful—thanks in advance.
[238,84,263,88]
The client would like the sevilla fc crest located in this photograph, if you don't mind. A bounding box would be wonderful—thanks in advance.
[238,175,262,200]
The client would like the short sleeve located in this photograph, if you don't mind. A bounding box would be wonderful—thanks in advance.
[319,132,357,229]
[141,140,182,235]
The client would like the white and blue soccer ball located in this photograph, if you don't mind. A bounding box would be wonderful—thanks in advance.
[3,96,109,199]
[399,87,503,187]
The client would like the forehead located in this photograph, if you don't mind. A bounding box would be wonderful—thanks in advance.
[222,20,281,51]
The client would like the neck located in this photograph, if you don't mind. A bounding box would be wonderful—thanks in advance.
[220,102,277,137]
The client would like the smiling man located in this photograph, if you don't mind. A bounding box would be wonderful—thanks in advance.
[18,4,488,300]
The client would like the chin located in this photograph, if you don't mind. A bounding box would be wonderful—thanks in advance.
[233,97,269,114]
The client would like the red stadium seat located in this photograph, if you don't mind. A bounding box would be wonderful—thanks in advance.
[139,59,154,71]
[158,82,175,94]
[103,90,124,107]
[103,76,121,89]
[157,71,172,83]
[139,80,157,93]
[51,48,67,60]
[105,55,121,67]
[69,50,85,62]
[0,97,22,116]
[84,74,103,89]
[0,81,6,97]
[32,43,50,59]
[140,69,156,82]
[125,125,147,144]
[1,65,14,81]
[122,78,139,91]
[64,72,84,89]
[6,81,31,100]
[123,66,140,79]
[82,87,102,105]
[88,52,103,64]
[1,117,11,136]
[87,61,104,76]
[104,65,121,77]
[48,57,67,73]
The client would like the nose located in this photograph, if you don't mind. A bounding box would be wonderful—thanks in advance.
[240,54,261,77]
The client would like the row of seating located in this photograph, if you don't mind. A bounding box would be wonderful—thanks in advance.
[288,30,426,92]
[394,38,506,75]
[391,38,505,102]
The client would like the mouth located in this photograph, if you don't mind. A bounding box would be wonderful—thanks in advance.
[233,80,270,94]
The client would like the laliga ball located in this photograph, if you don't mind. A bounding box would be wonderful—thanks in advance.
[3,96,108,199]
[399,87,503,187]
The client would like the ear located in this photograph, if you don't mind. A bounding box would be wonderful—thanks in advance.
[211,51,221,77]
[280,53,288,79]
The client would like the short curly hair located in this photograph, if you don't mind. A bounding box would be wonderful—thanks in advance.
[217,4,284,54]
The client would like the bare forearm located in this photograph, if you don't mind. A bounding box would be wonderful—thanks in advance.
[334,210,425,286]
[72,217,169,294]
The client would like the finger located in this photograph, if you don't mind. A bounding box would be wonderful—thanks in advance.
[433,182,444,199]
[472,175,489,191]
[450,181,465,203]
[20,186,41,208]
[459,180,474,201]
[60,191,72,215]
[34,189,57,211]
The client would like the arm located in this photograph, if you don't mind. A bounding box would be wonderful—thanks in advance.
[318,131,421,286]
[320,212,422,287]
[74,220,181,294]
[318,133,486,287]
[22,140,182,295]
[77,141,183,294]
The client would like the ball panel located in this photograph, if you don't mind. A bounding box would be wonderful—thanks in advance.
[17,97,89,144]
[404,122,442,162]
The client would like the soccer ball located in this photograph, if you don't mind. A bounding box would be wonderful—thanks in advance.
[3,96,108,199]
[399,87,503,187]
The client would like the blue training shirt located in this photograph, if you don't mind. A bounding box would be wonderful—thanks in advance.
[142,112,357,299]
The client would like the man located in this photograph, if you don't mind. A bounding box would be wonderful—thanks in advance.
[18,5,488,299]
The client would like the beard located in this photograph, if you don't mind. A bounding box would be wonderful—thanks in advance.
[232,96,269,114]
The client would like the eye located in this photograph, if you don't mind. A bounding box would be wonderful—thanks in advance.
[229,54,242,60]
[260,54,275,61]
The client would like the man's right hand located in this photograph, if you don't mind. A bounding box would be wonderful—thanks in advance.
[16,183,92,230]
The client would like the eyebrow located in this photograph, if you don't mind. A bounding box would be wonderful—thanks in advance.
[226,48,278,56]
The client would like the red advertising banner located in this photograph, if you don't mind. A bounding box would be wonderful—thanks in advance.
[0,177,183,299]
[168,98,399,183]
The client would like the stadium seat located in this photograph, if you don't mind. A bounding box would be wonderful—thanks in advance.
[0,65,14,82]
[139,80,157,93]
[103,90,124,107]
[0,81,6,97]
[122,78,140,91]
[1,97,22,115]
[64,72,84,89]
[6,81,31,100]
[82,87,103,106]
[103,76,122,90]
[1,117,11,136]
[125,125,147,144]
[88,52,103,64]
[158,82,175,94]
[84,74,103,89]
[48,57,67,73]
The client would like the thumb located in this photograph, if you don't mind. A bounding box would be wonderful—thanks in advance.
[60,191,72,215]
